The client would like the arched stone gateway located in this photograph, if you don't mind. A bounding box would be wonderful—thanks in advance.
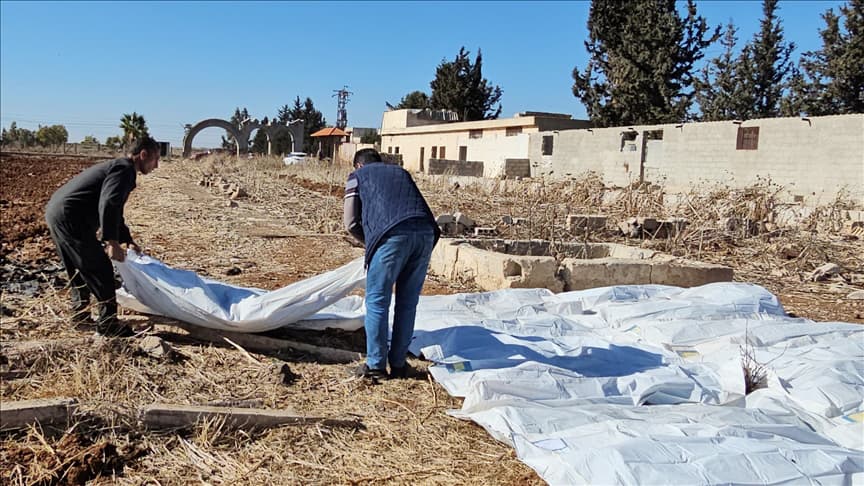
[182,118,304,158]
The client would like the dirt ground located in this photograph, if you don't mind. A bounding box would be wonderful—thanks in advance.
[1,151,861,484]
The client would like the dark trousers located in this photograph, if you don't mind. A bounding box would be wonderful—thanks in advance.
[46,212,117,322]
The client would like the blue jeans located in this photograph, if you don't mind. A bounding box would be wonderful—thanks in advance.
[364,218,435,371]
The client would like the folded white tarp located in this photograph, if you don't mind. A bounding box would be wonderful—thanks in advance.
[115,254,863,484]
[115,251,365,332]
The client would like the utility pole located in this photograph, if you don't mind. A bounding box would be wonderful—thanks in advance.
[333,86,353,129]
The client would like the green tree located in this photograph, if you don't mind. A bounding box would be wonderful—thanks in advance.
[104,135,124,151]
[270,104,296,155]
[694,22,754,121]
[36,124,69,150]
[360,131,381,144]
[739,0,796,118]
[429,47,503,121]
[119,112,149,145]
[288,96,326,153]
[394,91,431,109]
[1,122,36,147]
[81,135,100,144]
[789,0,864,115]
[572,0,720,127]
[221,107,250,150]
[250,117,270,154]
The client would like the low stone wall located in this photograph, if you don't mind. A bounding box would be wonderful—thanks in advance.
[429,239,733,292]
[503,158,531,178]
[428,159,484,177]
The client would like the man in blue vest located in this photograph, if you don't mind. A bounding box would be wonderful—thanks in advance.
[344,148,440,381]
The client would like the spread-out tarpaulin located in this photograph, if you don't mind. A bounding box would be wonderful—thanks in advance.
[115,252,863,484]
[115,251,366,332]
[408,285,864,485]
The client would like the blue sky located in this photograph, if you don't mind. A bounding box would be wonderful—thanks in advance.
[1,1,844,148]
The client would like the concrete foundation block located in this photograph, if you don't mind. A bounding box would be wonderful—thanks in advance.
[650,260,734,287]
[562,258,653,291]
[436,214,455,225]
[567,214,608,232]
[454,212,475,230]
[474,227,496,236]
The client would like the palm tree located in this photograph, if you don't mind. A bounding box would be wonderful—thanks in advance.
[119,112,148,146]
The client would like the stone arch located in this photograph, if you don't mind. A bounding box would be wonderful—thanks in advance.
[262,122,303,155]
[183,118,304,158]
[182,118,245,157]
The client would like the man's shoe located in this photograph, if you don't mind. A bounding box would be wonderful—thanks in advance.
[389,363,428,380]
[71,309,93,325]
[353,363,389,383]
[96,318,135,338]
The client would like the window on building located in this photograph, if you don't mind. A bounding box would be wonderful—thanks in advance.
[646,130,663,140]
[388,146,392,154]
[459,146,467,161]
[506,127,522,137]
[395,146,400,154]
[469,129,483,139]
[736,127,759,150]
[419,147,425,172]
[620,131,637,152]
[439,146,446,159]
[541,136,554,156]
[431,146,437,159]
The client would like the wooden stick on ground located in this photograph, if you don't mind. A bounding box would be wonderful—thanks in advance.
[169,321,361,364]
[141,403,363,430]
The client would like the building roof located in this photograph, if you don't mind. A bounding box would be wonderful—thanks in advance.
[310,127,348,137]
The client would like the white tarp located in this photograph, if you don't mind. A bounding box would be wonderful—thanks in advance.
[115,251,365,332]
[115,254,863,484]
[409,284,864,485]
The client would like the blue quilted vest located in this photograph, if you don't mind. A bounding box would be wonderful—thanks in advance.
[354,163,439,266]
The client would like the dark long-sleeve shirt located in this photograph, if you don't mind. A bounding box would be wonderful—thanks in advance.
[46,158,137,243]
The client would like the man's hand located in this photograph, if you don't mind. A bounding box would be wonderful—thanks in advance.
[128,242,143,255]
[105,240,125,262]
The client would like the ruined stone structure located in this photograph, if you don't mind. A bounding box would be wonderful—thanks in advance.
[429,239,733,292]
[182,118,304,158]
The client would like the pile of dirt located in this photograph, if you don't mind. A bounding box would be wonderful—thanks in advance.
[0,153,97,262]
[0,432,139,485]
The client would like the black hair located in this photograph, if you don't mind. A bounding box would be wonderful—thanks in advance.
[129,136,160,156]
[353,148,382,168]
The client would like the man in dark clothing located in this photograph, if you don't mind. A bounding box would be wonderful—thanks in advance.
[45,136,160,337]
[343,148,440,381]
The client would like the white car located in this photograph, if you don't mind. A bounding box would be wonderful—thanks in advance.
[283,152,307,165]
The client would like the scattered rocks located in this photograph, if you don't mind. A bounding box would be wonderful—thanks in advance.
[267,362,298,386]
[225,267,242,276]
[847,290,864,300]
[138,336,176,360]
[811,263,843,282]
[200,174,249,201]
[437,212,477,236]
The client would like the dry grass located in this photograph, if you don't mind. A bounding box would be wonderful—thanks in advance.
[2,153,861,484]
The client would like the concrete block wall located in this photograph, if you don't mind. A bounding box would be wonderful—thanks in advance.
[504,158,531,178]
[428,159,484,177]
[529,114,864,203]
